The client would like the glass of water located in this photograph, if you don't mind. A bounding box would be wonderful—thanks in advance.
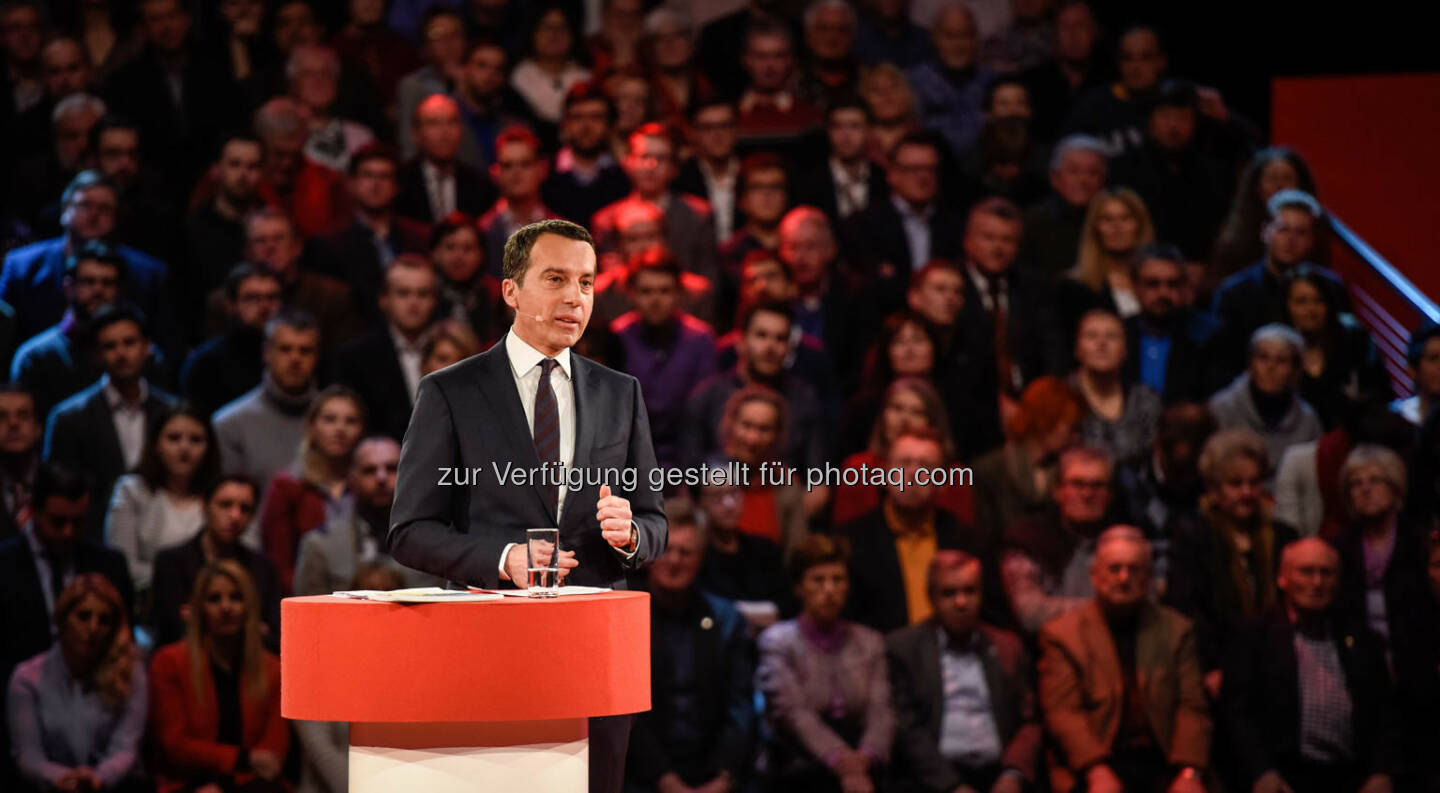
[526,528,561,598]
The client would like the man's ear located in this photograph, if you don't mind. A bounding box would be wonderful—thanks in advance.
[500,278,519,309]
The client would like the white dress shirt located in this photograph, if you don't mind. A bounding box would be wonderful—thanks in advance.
[101,375,148,471]
[498,330,575,578]
[421,159,457,219]
[390,325,428,404]
[830,157,871,218]
[892,194,935,267]
[699,158,739,242]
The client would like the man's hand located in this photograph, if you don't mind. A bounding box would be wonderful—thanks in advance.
[1168,771,1205,793]
[990,773,1023,793]
[1358,774,1393,793]
[1204,668,1223,699]
[71,767,102,792]
[840,771,875,793]
[1253,770,1295,793]
[695,771,733,793]
[597,484,635,551]
[251,749,282,781]
[1196,86,1229,121]
[504,543,577,585]
[831,749,871,777]
[656,772,693,793]
[1086,764,1124,793]
[950,785,981,793]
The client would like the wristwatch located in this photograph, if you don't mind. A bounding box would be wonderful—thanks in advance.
[627,523,639,551]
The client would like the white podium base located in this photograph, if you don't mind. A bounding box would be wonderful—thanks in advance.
[349,719,588,793]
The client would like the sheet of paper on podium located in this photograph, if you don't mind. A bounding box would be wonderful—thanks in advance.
[331,587,503,603]
[494,586,613,597]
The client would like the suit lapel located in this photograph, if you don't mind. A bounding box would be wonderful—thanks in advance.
[87,389,125,474]
[918,625,945,737]
[473,345,557,523]
[978,628,1015,742]
[1081,602,1124,706]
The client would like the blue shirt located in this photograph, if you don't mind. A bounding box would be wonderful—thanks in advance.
[1138,333,1172,397]
[937,629,1003,767]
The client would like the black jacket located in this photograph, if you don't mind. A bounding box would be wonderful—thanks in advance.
[150,531,283,652]
[1122,309,1227,404]
[394,158,497,225]
[334,328,415,442]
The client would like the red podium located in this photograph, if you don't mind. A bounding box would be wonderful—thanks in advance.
[281,592,650,792]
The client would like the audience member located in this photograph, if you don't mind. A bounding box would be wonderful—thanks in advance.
[179,264,283,420]
[1393,530,1440,791]
[1116,403,1216,574]
[1208,324,1324,472]
[393,6,466,160]
[8,92,106,230]
[719,154,790,278]
[1071,309,1163,466]
[715,386,812,556]
[1020,0,1109,142]
[858,61,922,167]
[509,5,590,128]
[735,21,822,156]
[675,98,741,243]
[643,8,714,130]
[695,467,792,636]
[541,83,630,228]
[855,0,935,68]
[1211,146,1318,284]
[797,97,889,225]
[323,143,428,316]
[1391,319,1440,426]
[419,318,481,376]
[0,385,41,542]
[780,206,873,391]
[798,1,861,109]
[1121,244,1226,404]
[1282,266,1388,428]
[335,254,437,441]
[250,96,348,239]
[288,43,374,174]
[1064,26,1168,155]
[450,37,534,168]
[841,310,947,457]
[396,94,497,224]
[1060,187,1155,337]
[181,134,266,342]
[428,214,507,345]
[478,124,558,274]
[972,376,1083,546]
[906,3,993,155]
[1018,134,1108,277]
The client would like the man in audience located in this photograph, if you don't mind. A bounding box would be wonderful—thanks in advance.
[1018,133,1108,277]
[1001,446,1117,633]
[0,385,40,542]
[477,124,557,274]
[1221,537,1399,793]
[779,206,873,387]
[43,304,177,538]
[1020,0,1108,141]
[8,93,106,228]
[887,550,1040,793]
[1116,403,1216,581]
[855,0,934,67]
[63,115,177,263]
[335,254,438,441]
[180,263,284,419]
[906,2,994,155]
[843,429,998,633]
[717,254,838,407]
[695,468,791,635]
[1038,527,1211,793]
[797,96,888,224]
[294,436,435,596]
[1122,244,1225,404]
[799,0,861,108]
[395,94,496,224]
[394,5,468,160]
[719,153,790,278]
[183,133,266,340]
[1392,319,1440,425]
[150,474,282,648]
[287,42,375,174]
[213,310,320,498]
[675,99,742,243]
[322,143,428,317]
[1065,25,1168,155]
[542,83,630,228]
[1208,323,1323,473]
[626,506,755,792]
[450,38,533,168]
[735,20,822,155]
[609,249,717,469]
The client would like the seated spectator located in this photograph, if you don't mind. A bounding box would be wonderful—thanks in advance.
[1001,446,1117,634]
[330,0,418,115]
[644,8,715,131]
[6,574,146,793]
[394,6,467,161]
[841,310,946,457]
[674,98,741,244]
[695,467,792,635]
[1115,403,1216,576]
[980,0,1054,73]
[0,386,41,543]
[182,133,266,341]
[1059,187,1156,338]
[1018,134,1109,278]
[322,143,429,317]
[588,0,644,76]
[1220,538,1398,793]
[627,506,754,792]
[289,43,375,174]
[716,253,837,402]
[1392,529,1440,791]
[429,214,507,346]
[260,385,366,594]
[1391,319,1440,426]
[1121,244,1227,404]
[609,249,718,469]
[1064,26,1168,156]
[9,93,106,232]
[715,386,809,557]
[1282,266,1388,428]
[886,551,1040,793]
[796,97,890,225]
[151,476,282,650]
[859,61,922,167]
[0,462,132,685]
[44,305,179,538]
[718,153,790,279]
[509,5,590,128]
[395,94,497,225]
[420,319,482,377]
[782,206,875,389]
[1208,324,1324,472]
[148,560,287,793]
[448,36,535,165]
[757,534,895,793]
[542,83,631,228]
[854,0,934,68]
[250,96,349,240]
[906,3,994,156]
[972,376,1084,547]
[797,1,861,109]
[969,114,1047,209]
[833,377,974,527]
[1038,527,1211,793]
[180,264,283,421]
[1166,428,1295,692]
[1071,309,1163,466]
[213,310,320,505]
[105,405,218,605]
[478,125,560,275]
[735,21,823,157]
[65,115,180,275]
[843,428,997,634]
[1211,147,1317,284]
[335,255,437,441]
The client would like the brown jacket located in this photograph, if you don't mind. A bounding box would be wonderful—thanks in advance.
[1037,600,1211,793]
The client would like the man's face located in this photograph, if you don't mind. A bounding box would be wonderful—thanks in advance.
[245,217,303,277]
[931,7,977,69]
[350,0,385,26]
[741,257,793,304]
[139,0,191,54]
[886,435,942,511]
[433,228,483,284]
[1091,538,1151,610]
[415,96,463,163]
[649,525,703,593]
[1117,29,1165,93]
[380,265,438,335]
[1265,207,1316,269]
[0,5,42,65]
[1075,314,1125,374]
[805,4,855,62]
[64,185,117,242]
[740,167,788,228]
[629,269,679,326]
[617,216,665,259]
[96,320,148,381]
[264,326,320,392]
[931,559,983,636]
[562,98,610,156]
[1148,105,1195,151]
[54,108,100,170]
[1277,541,1340,615]
[502,234,596,356]
[229,275,282,330]
[827,107,868,162]
[1051,149,1106,208]
[422,13,466,68]
[908,268,964,327]
[65,260,120,317]
[989,84,1031,119]
[350,439,400,510]
[1249,339,1296,395]
[1418,337,1440,399]
[623,134,675,197]
[1054,2,1097,64]
[262,132,305,189]
[1054,458,1111,524]
[274,2,321,52]
[691,105,737,163]
[699,482,742,532]
[217,140,264,204]
[290,50,338,111]
[350,157,399,213]
[743,33,793,93]
[95,128,141,189]
[963,212,1020,276]
[42,39,90,98]
[205,482,256,546]
[461,44,507,99]
[724,400,780,464]
[1212,456,1263,522]
[888,143,939,206]
[0,392,40,457]
[35,495,89,557]
[491,140,545,201]
[742,310,791,378]
[779,217,835,288]
[1135,258,1185,319]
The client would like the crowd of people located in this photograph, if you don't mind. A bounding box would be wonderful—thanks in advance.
[1,0,1439,791]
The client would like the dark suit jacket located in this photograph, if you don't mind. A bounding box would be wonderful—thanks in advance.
[317,216,429,321]
[1210,261,1350,380]
[542,164,632,228]
[149,531,283,652]
[388,334,667,589]
[794,159,890,227]
[1220,606,1399,789]
[674,158,739,237]
[841,199,965,313]
[179,328,265,420]
[42,380,178,540]
[394,158,497,225]
[334,328,414,442]
[958,266,1065,394]
[1122,310,1226,404]
[0,236,171,347]
[886,620,1041,791]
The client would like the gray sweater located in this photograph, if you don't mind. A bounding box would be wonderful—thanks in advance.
[213,373,314,495]
[1208,374,1323,473]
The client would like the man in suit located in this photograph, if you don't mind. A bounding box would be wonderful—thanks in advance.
[1122,244,1225,404]
[1017,134,1109,278]
[887,550,1040,793]
[179,264,283,420]
[389,219,667,793]
[1220,538,1399,793]
[321,144,429,320]
[42,305,178,539]
[335,254,438,441]
[0,386,41,543]
[477,125,560,277]
[796,97,889,225]
[182,133,266,343]
[542,83,631,229]
[1037,527,1210,793]
[675,99,742,244]
[395,94,497,224]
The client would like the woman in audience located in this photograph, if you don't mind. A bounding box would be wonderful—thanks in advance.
[420,318,482,377]
[1282,265,1388,428]
[605,67,653,160]
[718,385,809,558]
[832,376,973,526]
[643,7,713,130]
[757,535,894,793]
[259,385,366,593]
[1061,187,1156,336]
[859,62,920,163]
[971,376,1085,547]
[1070,308,1163,466]
[149,560,287,793]
[840,311,944,457]
[1165,428,1296,696]
[1212,146,1319,282]
[107,405,220,612]
[1208,323,1324,472]
[510,4,590,127]
[7,575,146,793]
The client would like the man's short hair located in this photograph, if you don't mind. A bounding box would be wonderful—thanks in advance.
[983,75,1029,111]
[88,303,147,340]
[253,96,307,141]
[968,195,1022,226]
[804,0,856,30]
[738,152,787,194]
[348,142,400,176]
[494,123,542,156]
[825,93,871,123]
[1093,525,1151,562]
[1048,133,1110,173]
[214,130,265,163]
[1058,445,1113,481]
[244,205,297,238]
[1266,188,1322,220]
[417,3,465,44]
[383,253,435,292]
[1129,242,1185,280]
[265,308,320,343]
[925,549,980,594]
[52,93,105,126]
[33,461,92,508]
[741,248,791,281]
[464,35,506,63]
[911,258,963,290]
[205,473,259,505]
[563,80,615,121]
[64,240,125,278]
[625,246,682,289]
[1408,319,1440,367]
[888,129,941,166]
[223,262,282,301]
[286,43,340,82]
[1156,403,1217,456]
[744,18,794,53]
[738,298,794,333]
[88,114,140,152]
[429,211,481,252]
[1249,322,1304,361]
[60,169,115,208]
[501,219,595,284]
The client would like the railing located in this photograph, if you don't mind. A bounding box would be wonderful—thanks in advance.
[1325,212,1440,397]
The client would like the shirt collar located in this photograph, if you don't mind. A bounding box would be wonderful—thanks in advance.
[891,193,934,222]
[936,624,984,654]
[100,374,147,411]
[389,324,430,356]
[505,329,572,380]
[830,157,868,184]
[740,89,794,113]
